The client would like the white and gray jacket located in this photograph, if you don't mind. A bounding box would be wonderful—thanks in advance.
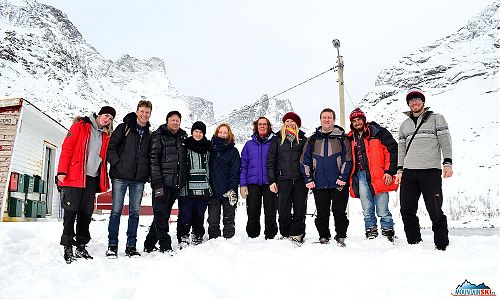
[397,107,452,170]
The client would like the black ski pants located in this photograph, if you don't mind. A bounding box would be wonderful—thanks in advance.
[60,176,98,246]
[246,184,278,239]
[176,196,208,242]
[400,169,449,248]
[207,196,236,239]
[277,179,308,238]
[144,187,178,251]
[313,187,350,239]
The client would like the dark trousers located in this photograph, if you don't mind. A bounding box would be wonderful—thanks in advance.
[400,169,449,248]
[277,179,308,237]
[60,176,98,246]
[313,187,350,239]
[176,196,208,242]
[207,196,236,239]
[246,184,278,239]
[144,188,177,251]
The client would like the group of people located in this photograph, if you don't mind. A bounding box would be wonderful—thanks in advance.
[56,87,453,264]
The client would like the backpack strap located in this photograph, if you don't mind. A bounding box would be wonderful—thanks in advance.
[405,111,432,155]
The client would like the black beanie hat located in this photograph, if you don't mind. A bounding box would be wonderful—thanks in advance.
[98,106,116,118]
[191,121,206,135]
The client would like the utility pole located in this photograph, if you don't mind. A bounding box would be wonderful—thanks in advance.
[332,39,345,129]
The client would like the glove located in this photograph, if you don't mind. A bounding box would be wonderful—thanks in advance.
[223,190,238,206]
[239,186,248,199]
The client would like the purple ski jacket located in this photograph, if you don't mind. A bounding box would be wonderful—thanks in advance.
[240,133,275,186]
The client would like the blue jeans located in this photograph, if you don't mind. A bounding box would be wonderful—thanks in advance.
[358,170,394,230]
[108,179,145,247]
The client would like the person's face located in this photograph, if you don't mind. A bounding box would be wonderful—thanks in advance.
[217,126,229,139]
[351,117,365,132]
[284,119,296,127]
[97,114,113,128]
[320,112,335,130]
[192,129,204,141]
[167,114,181,132]
[257,119,269,136]
[136,106,151,125]
[408,98,424,114]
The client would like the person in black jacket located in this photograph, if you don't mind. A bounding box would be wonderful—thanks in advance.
[143,111,188,253]
[267,112,308,245]
[106,100,152,257]
[208,123,241,239]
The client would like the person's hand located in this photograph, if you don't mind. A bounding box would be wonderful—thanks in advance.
[383,173,393,185]
[269,183,278,193]
[223,190,238,205]
[57,174,66,183]
[336,179,346,186]
[305,182,315,189]
[443,165,453,178]
[239,186,249,199]
[395,173,402,185]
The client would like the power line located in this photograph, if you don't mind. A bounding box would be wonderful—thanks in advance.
[210,66,337,126]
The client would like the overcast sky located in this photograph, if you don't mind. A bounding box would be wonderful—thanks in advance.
[38,0,491,127]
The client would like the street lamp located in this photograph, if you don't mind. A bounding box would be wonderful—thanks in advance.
[332,39,345,130]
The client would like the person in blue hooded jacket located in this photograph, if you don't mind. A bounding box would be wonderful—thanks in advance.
[300,108,353,247]
[208,123,241,239]
[240,117,277,239]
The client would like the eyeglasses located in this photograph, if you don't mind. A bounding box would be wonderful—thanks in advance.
[408,98,423,103]
[258,123,268,126]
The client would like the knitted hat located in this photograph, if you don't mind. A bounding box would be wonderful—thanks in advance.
[191,121,206,135]
[282,111,301,128]
[349,108,366,122]
[98,106,116,118]
[406,88,426,104]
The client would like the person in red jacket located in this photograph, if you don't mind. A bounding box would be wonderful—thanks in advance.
[347,108,398,242]
[57,106,115,263]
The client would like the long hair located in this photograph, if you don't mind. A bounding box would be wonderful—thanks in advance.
[252,117,273,136]
[214,123,235,144]
[280,123,300,145]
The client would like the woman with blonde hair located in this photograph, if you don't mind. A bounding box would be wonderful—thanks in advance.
[208,123,241,239]
[267,112,308,245]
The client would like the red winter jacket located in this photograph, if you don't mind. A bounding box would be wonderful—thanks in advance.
[347,122,398,198]
[57,116,111,192]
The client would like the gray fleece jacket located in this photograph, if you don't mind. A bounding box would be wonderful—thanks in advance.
[397,107,452,170]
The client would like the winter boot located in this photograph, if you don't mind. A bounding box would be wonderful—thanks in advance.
[381,228,395,243]
[125,246,141,257]
[365,227,378,239]
[319,237,330,244]
[178,236,190,250]
[63,246,74,264]
[191,234,203,246]
[106,245,118,258]
[144,245,159,253]
[75,245,93,259]
[290,234,304,247]
[334,236,346,248]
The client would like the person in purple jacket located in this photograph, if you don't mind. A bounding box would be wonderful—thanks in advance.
[240,117,278,239]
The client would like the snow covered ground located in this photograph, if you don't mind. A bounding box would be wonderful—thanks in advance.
[0,198,498,300]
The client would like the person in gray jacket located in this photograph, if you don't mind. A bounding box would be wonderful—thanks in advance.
[395,88,453,251]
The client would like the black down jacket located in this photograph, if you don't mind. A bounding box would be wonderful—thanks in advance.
[267,130,307,183]
[150,124,188,189]
[107,112,152,182]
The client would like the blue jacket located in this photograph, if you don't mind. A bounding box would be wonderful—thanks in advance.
[300,126,353,189]
[240,133,275,186]
[209,136,241,198]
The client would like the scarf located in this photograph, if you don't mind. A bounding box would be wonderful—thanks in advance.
[285,126,298,143]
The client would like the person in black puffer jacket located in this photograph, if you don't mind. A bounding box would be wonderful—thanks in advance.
[106,100,152,257]
[208,123,241,239]
[267,112,308,245]
[143,111,188,253]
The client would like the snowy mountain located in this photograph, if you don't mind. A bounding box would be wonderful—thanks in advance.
[0,0,214,128]
[359,1,500,223]
[212,94,294,143]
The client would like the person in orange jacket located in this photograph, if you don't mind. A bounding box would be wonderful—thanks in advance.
[347,108,398,242]
[57,106,115,263]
